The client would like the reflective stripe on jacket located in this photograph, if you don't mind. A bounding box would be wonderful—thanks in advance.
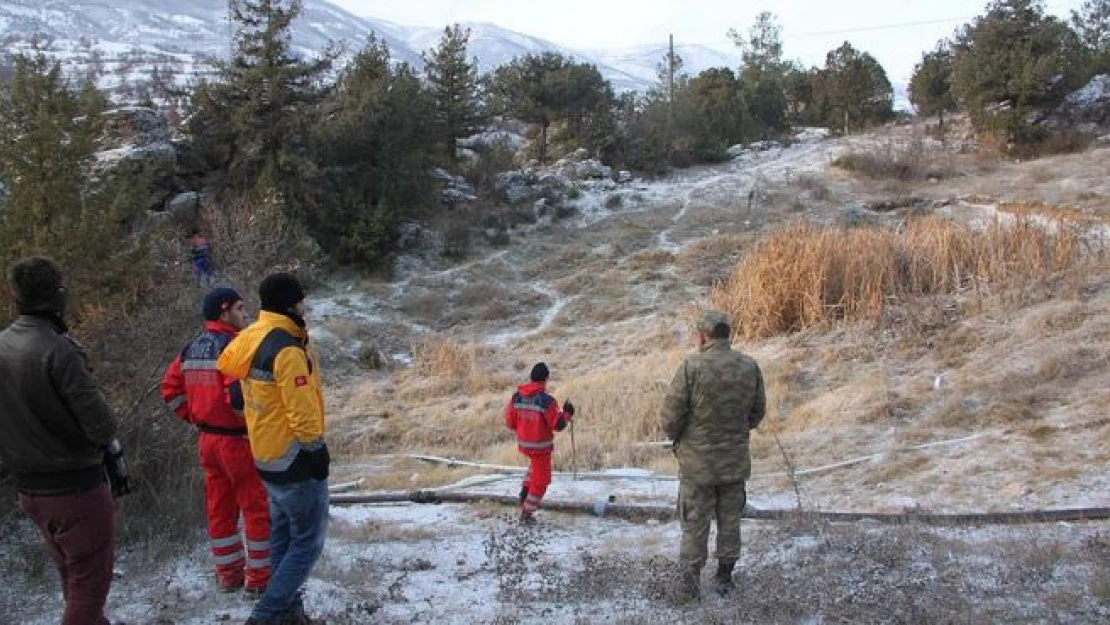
[216,311,325,483]
[505,381,568,456]
[161,321,245,431]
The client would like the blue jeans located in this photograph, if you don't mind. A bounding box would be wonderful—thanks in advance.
[250,478,329,621]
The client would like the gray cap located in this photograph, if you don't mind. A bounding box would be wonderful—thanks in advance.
[696,310,731,335]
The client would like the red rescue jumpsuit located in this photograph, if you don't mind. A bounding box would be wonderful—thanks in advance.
[505,381,571,517]
[161,321,270,591]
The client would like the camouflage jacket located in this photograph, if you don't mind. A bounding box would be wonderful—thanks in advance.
[660,339,766,485]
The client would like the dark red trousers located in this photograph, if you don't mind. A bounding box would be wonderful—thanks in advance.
[19,483,114,625]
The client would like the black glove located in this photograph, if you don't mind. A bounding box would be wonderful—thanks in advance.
[306,445,330,481]
[103,440,132,498]
[562,400,576,417]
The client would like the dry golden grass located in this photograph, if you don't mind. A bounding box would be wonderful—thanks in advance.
[399,335,512,398]
[709,218,1087,340]
[998,201,1110,226]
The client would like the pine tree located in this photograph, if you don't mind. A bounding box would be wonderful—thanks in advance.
[731,12,789,136]
[0,54,102,252]
[909,44,959,132]
[1072,0,1110,74]
[489,53,589,164]
[191,0,335,206]
[422,24,483,158]
[821,42,894,133]
[0,53,148,312]
[312,36,438,264]
[951,0,1085,142]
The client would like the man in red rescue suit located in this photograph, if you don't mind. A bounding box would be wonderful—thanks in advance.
[505,362,575,524]
[161,288,270,594]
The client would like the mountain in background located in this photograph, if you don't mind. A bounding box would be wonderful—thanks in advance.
[0,0,908,109]
[588,42,745,85]
[402,21,651,93]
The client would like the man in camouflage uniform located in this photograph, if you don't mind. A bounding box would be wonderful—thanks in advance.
[661,310,766,599]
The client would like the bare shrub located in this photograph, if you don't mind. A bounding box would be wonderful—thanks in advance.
[794,173,831,201]
[709,218,1090,340]
[831,137,954,183]
[197,191,320,290]
[483,518,552,603]
[834,141,923,182]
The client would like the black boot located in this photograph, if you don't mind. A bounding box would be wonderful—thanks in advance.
[714,559,736,596]
[674,565,701,603]
[519,485,529,504]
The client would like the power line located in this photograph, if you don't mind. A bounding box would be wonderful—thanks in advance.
[787,16,972,39]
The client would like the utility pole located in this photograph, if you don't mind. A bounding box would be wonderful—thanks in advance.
[667,33,675,163]
[668,34,675,108]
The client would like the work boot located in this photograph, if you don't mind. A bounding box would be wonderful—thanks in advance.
[714,559,736,596]
[220,578,245,593]
[283,609,326,625]
[674,565,701,604]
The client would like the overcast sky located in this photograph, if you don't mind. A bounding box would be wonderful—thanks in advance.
[328,0,1085,82]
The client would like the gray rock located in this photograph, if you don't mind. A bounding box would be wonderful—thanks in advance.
[1041,75,1110,131]
[617,170,633,184]
[165,191,200,216]
[99,107,171,151]
[95,106,178,212]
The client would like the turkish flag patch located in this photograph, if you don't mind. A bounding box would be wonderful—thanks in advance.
[295,375,308,387]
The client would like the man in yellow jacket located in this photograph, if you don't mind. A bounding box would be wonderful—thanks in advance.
[217,273,328,625]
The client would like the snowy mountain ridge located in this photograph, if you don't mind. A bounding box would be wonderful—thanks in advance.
[0,0,749,97]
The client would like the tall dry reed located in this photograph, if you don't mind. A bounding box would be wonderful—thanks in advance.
[709,218,1086,340]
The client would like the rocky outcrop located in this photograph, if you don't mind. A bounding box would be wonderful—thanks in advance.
[1040,74,1110,134]
[432,168,478,209]
[94,106,177,212]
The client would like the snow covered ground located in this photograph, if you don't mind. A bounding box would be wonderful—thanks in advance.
[4,469,1108,624]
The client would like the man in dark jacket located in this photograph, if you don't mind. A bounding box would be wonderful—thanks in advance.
[661,310,765,600]
[0,257,121,625]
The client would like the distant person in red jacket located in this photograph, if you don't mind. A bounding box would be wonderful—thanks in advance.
[161,288,271,595]
[505,362,574,524]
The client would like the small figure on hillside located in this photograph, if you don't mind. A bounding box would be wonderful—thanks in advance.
[161,288,271,596]
[217,273,329,625]
[661,310,765,601]
[0,257,126,625]
[187,228,215,287]
[505,362,575,525]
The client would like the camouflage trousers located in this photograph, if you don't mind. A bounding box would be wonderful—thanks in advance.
[677,479,747,570]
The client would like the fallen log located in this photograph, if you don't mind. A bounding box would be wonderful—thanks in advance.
[329,489,1110,526]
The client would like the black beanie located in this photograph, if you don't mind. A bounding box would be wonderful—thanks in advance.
[530,362,550,382]
[202,287,242,321]
[9,257,67,316]
[259,273,305,313]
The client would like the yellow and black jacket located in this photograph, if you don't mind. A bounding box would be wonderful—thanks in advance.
[217,311,325,483]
